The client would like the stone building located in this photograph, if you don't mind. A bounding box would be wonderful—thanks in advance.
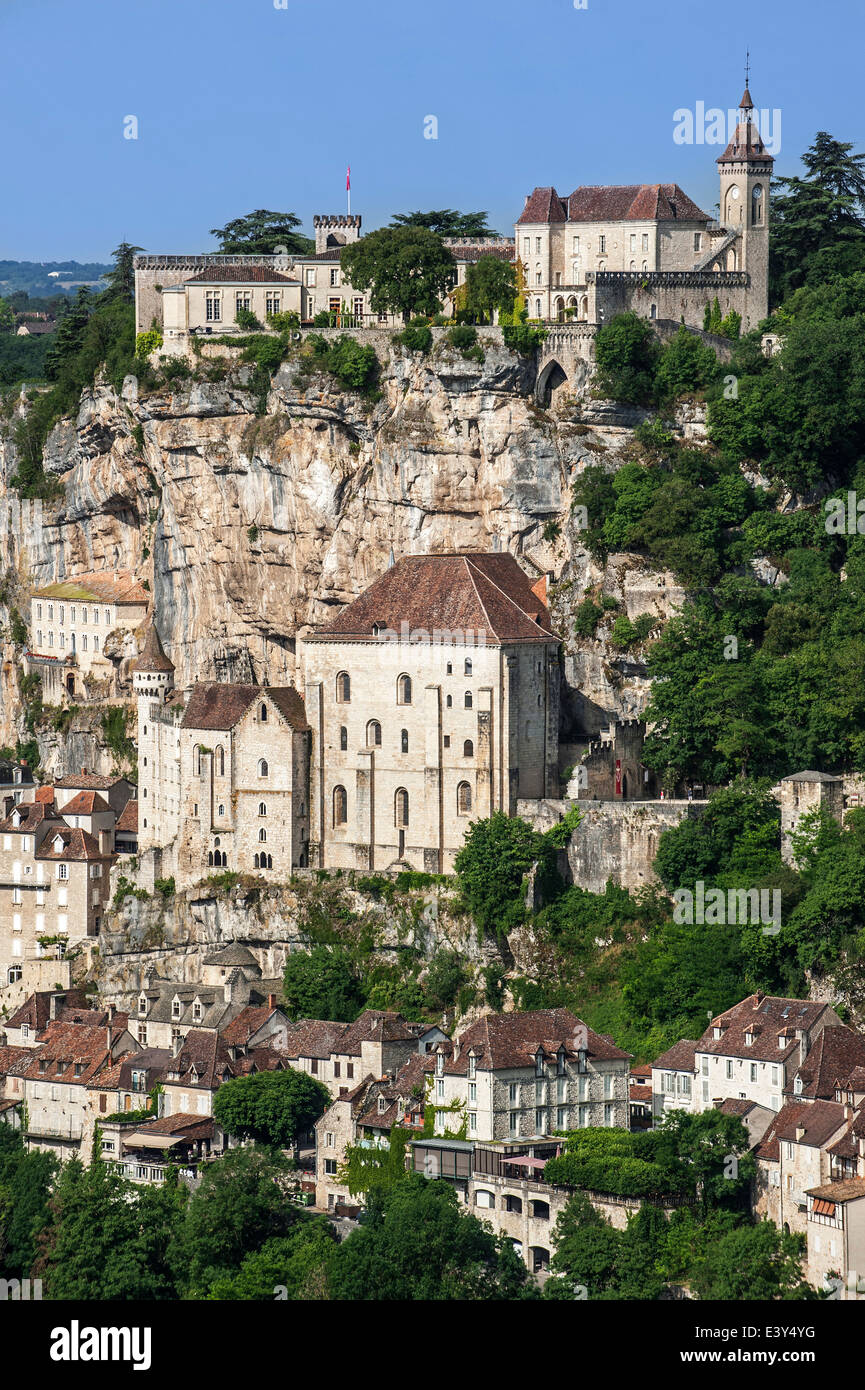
[776,770,844,866]
[301,551,561,873]
[0,800,115,1003]
[431,1008,630,1142]
[160,265,302,352]
[25,571,149,705]
[133,623,311,886]
[516,83,772,333]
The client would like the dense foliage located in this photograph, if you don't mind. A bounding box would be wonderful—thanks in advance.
[212,1069,331,1149]
[340,226,456,320]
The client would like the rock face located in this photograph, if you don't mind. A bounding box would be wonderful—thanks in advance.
[0,336,693,751]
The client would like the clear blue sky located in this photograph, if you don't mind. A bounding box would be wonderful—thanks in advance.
[1,0,861,261]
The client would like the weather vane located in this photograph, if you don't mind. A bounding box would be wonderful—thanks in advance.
[745,49,751,86]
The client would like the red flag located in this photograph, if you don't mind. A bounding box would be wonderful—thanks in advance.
[346,165,351,191]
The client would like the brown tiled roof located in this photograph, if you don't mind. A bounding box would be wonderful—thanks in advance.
[60,790,111,816]
[282,1019,348,1061]
[698,994,830,1065]
[806,1178,865,1204]
[756,1100,848,1162]
[166,1029,235,1090]
[449,245,516,263]
[717,121,773,165]
[566,183,710,223]
[181,683,307,732]
[630,1063,652,1078]
[33,572,148,605]
[5,989,93,1033]
[36,826,112,862]
[445,1009,628,1075]
[516,188,568,225]
[128,1112,214,1137]
[839,1065,865,1093]
[785,1026,865,1102]
[220,1005,283,1047]
[652,1040,698,1072]
[186,266,297,284]
[115,800,138,833]
[131,620,174,675]
[34,786,54,805]
[314,552,557,644]
[12,1021,132,1086]
[630,1084,652,1102]
[55,772,126,790]
[717,1098,758,1116]
[0,1045,33,1074]
[0,802,64,833]
[334,1009,428,1056]
[90,1048,172,1092]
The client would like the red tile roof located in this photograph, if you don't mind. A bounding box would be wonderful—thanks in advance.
[698,994,831,1065]
[0,802,64,833]
[37,826,112,862]
[4,989,93,1033]
[115,800,138,833]
[60,791,111,816]
[444,1008,628,1074]
[185,266,297,284]
[517,188,568,225]
[756,1100,848,1162]
[717,122,773,165]
[786,1026,865,1102]
[131,621,174,675]
[34,786,55,805]
[313,552,557,644]
[566,183,710,223]
[220,1004,283,1047]
[55,773,127,790]
[652,1040,698,1072]
[11,1021,132,1086]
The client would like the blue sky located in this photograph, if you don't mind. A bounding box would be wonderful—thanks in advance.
[1,0,861,261]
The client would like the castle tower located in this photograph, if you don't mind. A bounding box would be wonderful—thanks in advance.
[313,214,362,255]
[717,79,774,327]
[131,620,176,853]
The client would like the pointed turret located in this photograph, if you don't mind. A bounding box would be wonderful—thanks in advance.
[132,619,174,701]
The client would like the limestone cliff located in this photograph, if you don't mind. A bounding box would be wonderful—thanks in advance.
[0,333,689,754]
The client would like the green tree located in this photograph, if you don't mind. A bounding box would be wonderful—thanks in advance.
[328,1173,537,1300]
[209,209,313,255]
[101,243,143,304]
[692,1221,816,1300]
[593,312,661,404]
[0,297,15,333]
[454,810,544,935]
[390,209,496,238]
[212,1068,331,1150]
[771,132,865,300]
[340,226,456,320]
[463,255,516,322]
[654,1109,755,1212]
[0,1127,56,1278]
[168,1145,299,1295]
[281,943,365,1022]
[206,1220,338,1300]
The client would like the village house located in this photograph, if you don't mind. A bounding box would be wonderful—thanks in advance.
[432,1008,631,1143]
[2,988,111,1047]
[283,1008,445,1097]
[650,1040,698,1122]
[132,943,284,1049]
[54,771,136,820]
[24,571,149,705]
[158,1027,285,1121]
[102,1112,218,1186]
[301,551,560,873]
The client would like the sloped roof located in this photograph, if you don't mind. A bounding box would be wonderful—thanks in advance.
[334,1009,429,1056]
[60,791,111,816]
[756,1100,848,1161]
[516,188,568,225]
[282,1019,348,1061]
[444,1008,628,1075]
[131,621,174,675]
[698,994,830,1064]
[185,266,297,284]
[717,121,773,165]
[786,1026,865,1102]
[566,183,710,223]
[181,684,308,732]
[202,943,260,968]
[115,800,138,833]
[36,826,112,862]
[5,989,94,1033]
[652,1040,698,1072]
[55,772,127,790]
[32,572,148,605]
[220,1004,283,1047]
[313,552,557,644]
[0,802,64,834]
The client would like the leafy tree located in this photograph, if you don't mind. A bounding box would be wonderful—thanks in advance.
[454,810,544,935]
[340,226,456,321]
[653,1110,755,1212]
[328,1173,537,1300]
[0,1127,55,1278]
[101,243,143,304]
[463,256,516,322]
[593,312,661,404]
[37,1153,185,1299]
[692,1221,816,1300]
[0,297,15,333]
[168,1145,299,1295]
[282,943,365,1021]
[423,948,468,1010]
[544,1193,621,1298]
[213,1068,331,1150]
[390,209,496,238]
[206,1220,338,1299]
[209,209,313,256]
[654,326,720,401]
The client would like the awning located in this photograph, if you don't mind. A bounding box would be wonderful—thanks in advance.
[501,1155,547,1169]
[124,1133,185,1150]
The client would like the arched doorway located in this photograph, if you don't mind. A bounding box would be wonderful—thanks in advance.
[65,674,75,697]
[554,297,565,323]
[536,359,567,406]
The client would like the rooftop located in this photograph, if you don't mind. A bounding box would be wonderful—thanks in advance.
[32,571,148,605]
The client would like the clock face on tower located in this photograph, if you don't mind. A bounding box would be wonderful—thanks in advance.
[730,186,740,200]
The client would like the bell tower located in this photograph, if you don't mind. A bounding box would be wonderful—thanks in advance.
[717,65,774,327]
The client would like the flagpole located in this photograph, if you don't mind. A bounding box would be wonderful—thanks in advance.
[347,164,351,217]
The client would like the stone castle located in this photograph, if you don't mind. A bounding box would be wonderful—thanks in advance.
[134,81,772,357]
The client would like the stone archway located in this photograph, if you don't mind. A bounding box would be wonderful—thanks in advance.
[536,358,568,406]
[554,296,565,323]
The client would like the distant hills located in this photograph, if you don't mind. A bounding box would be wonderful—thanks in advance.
[0,260,111,298]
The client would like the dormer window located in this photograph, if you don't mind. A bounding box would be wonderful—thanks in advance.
[193,1001,202,1022]
[713,1027,723,1040]
[138,996,147,1015]
[171,998,181,1019]
[557,1047,566,1076]
[535,1049,545,1078]
[745,1031,753,1046]
[468,1053,476,1081]
[436,1052,444,1077]
[794,1076,803,1095]
[378,1095,387,1114]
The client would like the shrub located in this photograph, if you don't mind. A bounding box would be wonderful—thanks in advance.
[235,307,261,331]
[503,321,547,354]
[593,312,660,404]
[395,321,433,354]
[159,356,192,381]
[574,597,604,638]
[135,329,163,358]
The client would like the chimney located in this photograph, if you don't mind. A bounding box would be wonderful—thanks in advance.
[106,1002,115,1054]
[81,767,87,776]
[267,993,276,1010]
[49,991,66,1021]
[753,992,765,1009]
[99,829,113,856]
[795,1126,806,1142]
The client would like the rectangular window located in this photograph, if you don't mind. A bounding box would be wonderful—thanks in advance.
[310,1058,318,1075]
[325,1159,337,1175]
[694,232,702,251]
[535,1108,546,1133]
[468,1082,477,1104]
[750,1063,758,1082]
[436,1079,444,1100]
[535,237,541,252]
[557,1107,567,1129]
[509,1111,519,1136]
[469,1112,477,1133]
[604,1103,614,1126]
[642,233,649,252]
[333,1062,340,1077]
[509,1082,518,1106]
[57,864,68,880]
[265,293,280,316]
[523,237,530,256]
[206,294,221,322]
[346,1063,354,1079]
[603,1074,613,1099]
[330,268,339,287]
[305,268,315,286]
[630,233,636,251]
[726,1060,733,1079]
[598,235,606,253]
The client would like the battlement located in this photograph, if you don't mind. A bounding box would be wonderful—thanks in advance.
[587,269,749,288]
[314,215,362,254]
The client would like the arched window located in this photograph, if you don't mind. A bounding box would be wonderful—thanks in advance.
[395,788,409,828]
[214,837,220,847]
[93,636,99,652]
[217,746,224,776]
[752,183,763,225]
[194,746,202,776]
[266,854,272,869]
[397,673,412,705]
[80,634,86,651]
[458,782,472,814]
[464,691,472,709]
[259,827,267,843]
[258,759,268,778]
[446,694,452,708]
[336,671,350,703]
[463,739,473,757]
[254,853,259,869]
[259,802,267,817]
[333,785,348,826]
[259,702,268,722]
[400,729,409,754]
[464,658,472,676]
[367,720,382,747]
[208,852,214,866]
